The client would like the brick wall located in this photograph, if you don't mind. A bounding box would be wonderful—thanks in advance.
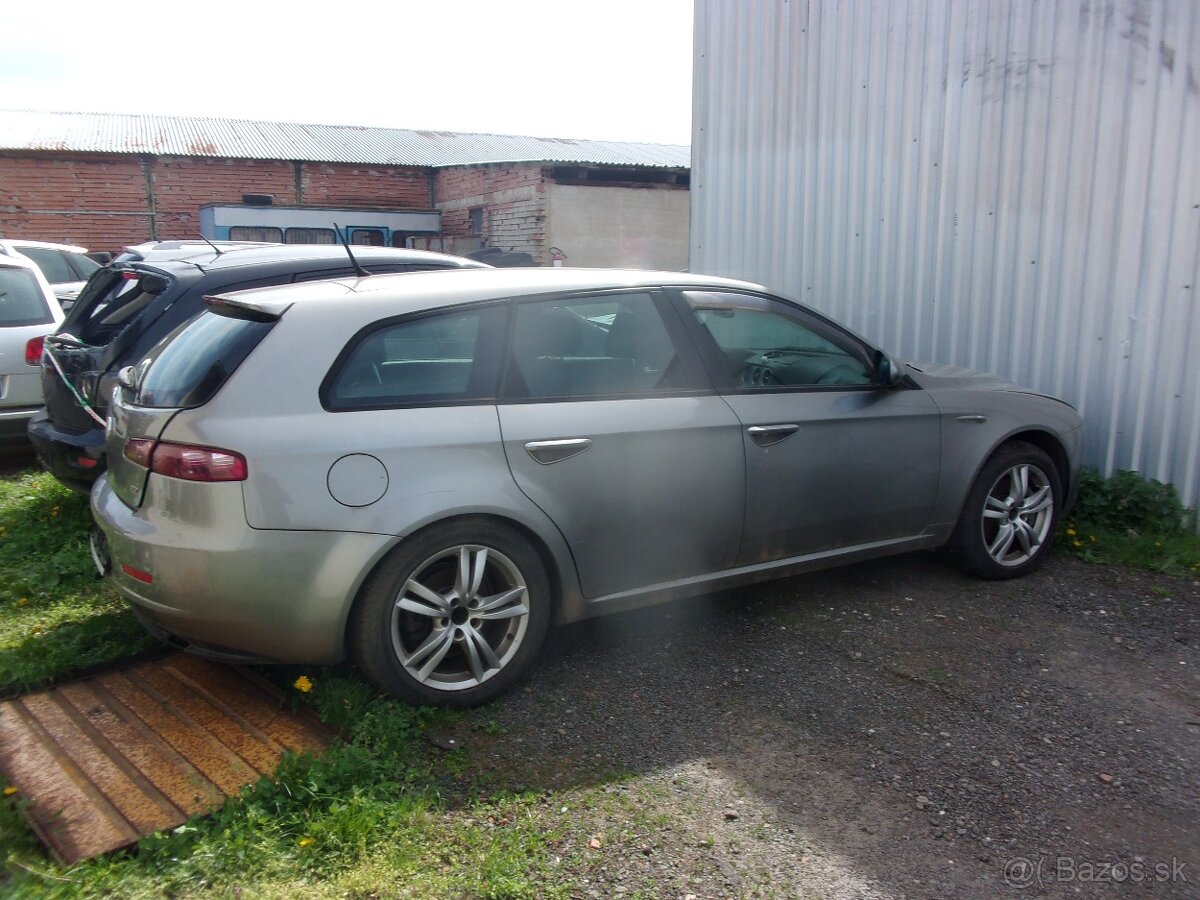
[302,163,431,209]
[435,164,547,263]
[0,152,434,253]
[0,153,151,249]
[153,157,297,240]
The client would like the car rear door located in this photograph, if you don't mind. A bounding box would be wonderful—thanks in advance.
[497,290,745,599]
[674,289,941,563]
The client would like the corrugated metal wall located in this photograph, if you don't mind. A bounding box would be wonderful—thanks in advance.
[692,0,1200,515]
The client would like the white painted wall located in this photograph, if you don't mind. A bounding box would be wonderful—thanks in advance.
[546,183,690,270]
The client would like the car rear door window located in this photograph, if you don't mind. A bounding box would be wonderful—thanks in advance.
[505,292,693,399]
[324,306,504,409]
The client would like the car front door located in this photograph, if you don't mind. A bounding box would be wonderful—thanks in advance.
[675,289,941,564]
[497,290,745,598]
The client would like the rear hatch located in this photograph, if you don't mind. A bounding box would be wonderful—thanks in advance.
[106,299,278,509]
[42,267,177,432]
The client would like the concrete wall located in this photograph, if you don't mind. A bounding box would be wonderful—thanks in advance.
[545,183,689,270]
[0,153,432,253]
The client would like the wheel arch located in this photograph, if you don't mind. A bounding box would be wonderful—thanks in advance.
[943,427,1072,539]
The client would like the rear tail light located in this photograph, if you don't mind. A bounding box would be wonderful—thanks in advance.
[123,439,247,482]
[25,336,44,366]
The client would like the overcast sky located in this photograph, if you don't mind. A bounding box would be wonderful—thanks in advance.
[0,0,694,145]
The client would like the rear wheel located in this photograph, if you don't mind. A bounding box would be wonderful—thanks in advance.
[349,520,550,707]
[949,442,1062,579]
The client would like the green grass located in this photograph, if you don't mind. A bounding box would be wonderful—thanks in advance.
[0,471,158,696]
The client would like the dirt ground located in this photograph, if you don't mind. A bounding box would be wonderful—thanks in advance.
[441,552,1198,898]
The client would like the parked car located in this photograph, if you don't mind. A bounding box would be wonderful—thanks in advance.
[29,243,484,493]
[0,256,64,450]
[90,267,1083,707]
[0,239,103,308]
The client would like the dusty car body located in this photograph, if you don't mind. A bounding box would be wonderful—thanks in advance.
[91,267,1082,706]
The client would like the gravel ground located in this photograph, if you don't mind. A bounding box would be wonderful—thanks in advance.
[440,551,1199,898]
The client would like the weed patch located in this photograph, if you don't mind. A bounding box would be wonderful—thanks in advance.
[1060,469,1200,576]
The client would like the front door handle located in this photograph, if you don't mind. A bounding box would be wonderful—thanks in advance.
[747,424,800,447]
[524,438,593,465]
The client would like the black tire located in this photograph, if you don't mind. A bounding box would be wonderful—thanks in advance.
[948,441,1062,580]
[348,518,551,707]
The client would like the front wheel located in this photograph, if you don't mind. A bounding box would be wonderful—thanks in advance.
[349,520,550,707]
[949,442,1062,579]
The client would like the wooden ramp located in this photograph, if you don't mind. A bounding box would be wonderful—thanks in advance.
[0,654,333,864]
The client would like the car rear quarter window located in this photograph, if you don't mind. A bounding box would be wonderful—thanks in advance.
[136,310,275,409]
[0,267,53,326]
[324,306,504,409]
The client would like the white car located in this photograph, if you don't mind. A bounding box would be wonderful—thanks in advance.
[0,256,63,449]
[0,239,103,308]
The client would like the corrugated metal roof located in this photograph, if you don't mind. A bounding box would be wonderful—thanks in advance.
[692,0,1200,517]
[0,110,690,169]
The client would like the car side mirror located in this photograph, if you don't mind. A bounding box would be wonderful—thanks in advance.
[118,365,138,391]
[874,351,904,387]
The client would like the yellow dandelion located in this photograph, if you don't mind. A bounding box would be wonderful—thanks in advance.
[1072,540,1083,548]
[3,786,17,796]
[1066,527,1076,536]
[17,598,28,607]
[298,837,314,847]
[50,506,60,517]
[293,675,313,693]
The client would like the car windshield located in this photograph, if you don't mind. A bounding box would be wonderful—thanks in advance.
[0,267,53,326]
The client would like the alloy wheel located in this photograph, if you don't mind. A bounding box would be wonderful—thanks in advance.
[980,463,1055,567]
[389,544,529,691]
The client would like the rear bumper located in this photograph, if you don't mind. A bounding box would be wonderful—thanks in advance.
[27,409,106,493]
[91,474,394,665]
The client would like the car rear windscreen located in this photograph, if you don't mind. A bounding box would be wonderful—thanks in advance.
[68,268,174,345]
[136,310,274,409]
[0,268,53,326]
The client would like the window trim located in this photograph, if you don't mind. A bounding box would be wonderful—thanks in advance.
[319,300,507,412]
[496,287,715,405]
[667,287,891,395]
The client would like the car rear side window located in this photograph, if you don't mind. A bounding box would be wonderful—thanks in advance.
[505,292,691,399]
[0,268,53,326]
[325,307,503,409]
[136,311,275,409]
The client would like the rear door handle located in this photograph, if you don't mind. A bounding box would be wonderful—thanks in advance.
[524,438,593,465]
[747,424,800,447]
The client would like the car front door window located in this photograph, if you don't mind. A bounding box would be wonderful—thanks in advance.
[687,292,873,389]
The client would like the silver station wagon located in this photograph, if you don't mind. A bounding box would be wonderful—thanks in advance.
[92,268,1083,706]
